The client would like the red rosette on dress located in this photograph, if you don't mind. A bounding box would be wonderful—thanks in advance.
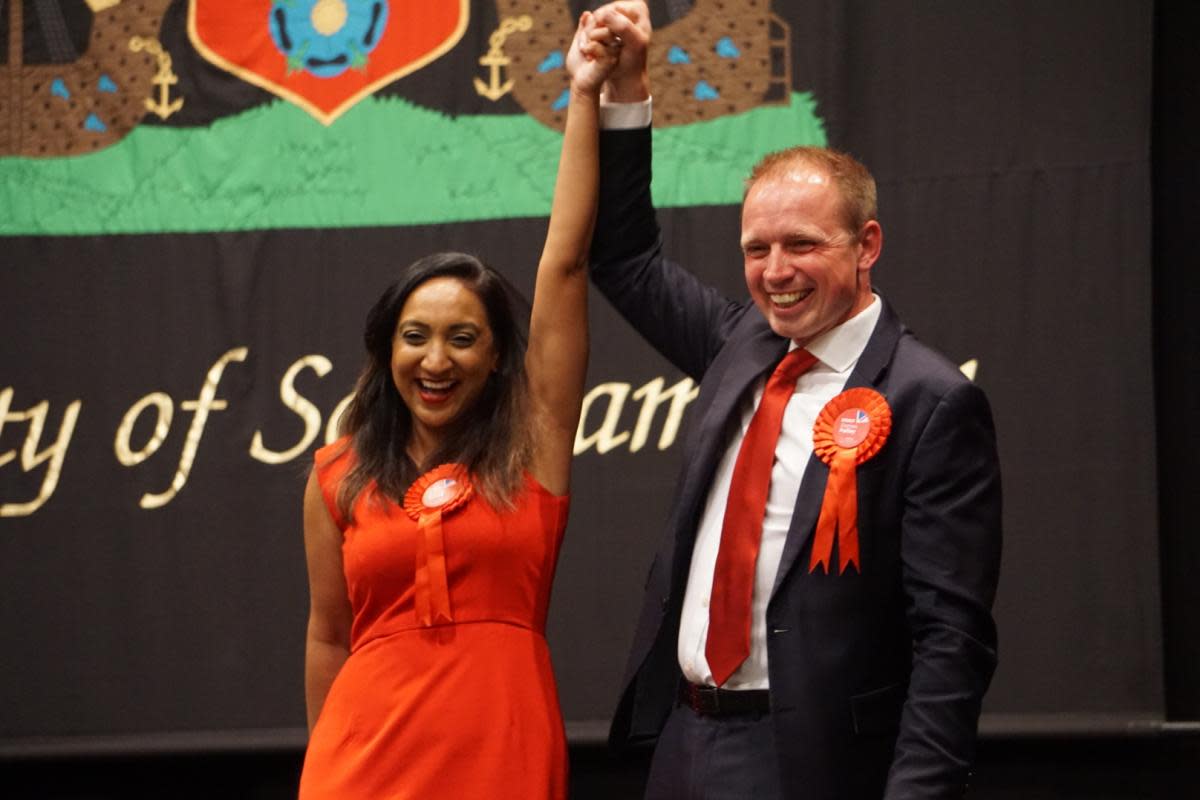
[809,388,892,574]
[402,464,474,626]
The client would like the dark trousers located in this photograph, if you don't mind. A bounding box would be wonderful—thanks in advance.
[643,703,784,800]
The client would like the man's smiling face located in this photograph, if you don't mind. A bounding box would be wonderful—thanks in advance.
[740,165,881,345]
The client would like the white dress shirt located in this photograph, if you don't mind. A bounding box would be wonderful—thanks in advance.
[677,297,882,688]
[599,97,653,130]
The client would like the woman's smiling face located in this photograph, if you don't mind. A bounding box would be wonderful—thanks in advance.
[390,277,498,457]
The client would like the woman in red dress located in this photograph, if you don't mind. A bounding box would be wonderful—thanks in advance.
[297,13,627,800]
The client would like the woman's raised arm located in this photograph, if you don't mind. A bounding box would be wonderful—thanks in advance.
[525,14,621,494]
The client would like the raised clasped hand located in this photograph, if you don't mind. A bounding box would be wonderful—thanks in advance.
[591,1,651,102]
[566,10,624,96]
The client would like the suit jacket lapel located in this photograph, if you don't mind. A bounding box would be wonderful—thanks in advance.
[671,323,787,570]
[842,298,904,390]
[770,298,906,596]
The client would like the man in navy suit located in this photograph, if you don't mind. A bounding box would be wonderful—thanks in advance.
[583,4,1002,798]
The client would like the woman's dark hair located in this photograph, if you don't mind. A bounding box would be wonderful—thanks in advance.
[333,252,532,519]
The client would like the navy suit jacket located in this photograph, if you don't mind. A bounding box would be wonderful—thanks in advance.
[591,127,1002,800]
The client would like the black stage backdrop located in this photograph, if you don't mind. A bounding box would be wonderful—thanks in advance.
[0,0,1159,752]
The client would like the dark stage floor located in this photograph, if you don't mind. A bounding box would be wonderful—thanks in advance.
[1,735,1197,799]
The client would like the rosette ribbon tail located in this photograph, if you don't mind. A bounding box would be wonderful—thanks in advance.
[404,464,472,626]
[810,387,890,576]
[809,448,860,574]
[414,510,453,626]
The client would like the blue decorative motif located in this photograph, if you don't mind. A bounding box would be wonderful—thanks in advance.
[538,51,564,72]
[667,45,691,65]
[694,81,719,101]
[715,36,741,58]
[268,0,390,78]
[97,74,118,93]
[51,79,70,100]
[84,114,108,132]
[551,88,570,111]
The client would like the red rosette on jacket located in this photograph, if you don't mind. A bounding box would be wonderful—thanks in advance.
[402,464,474,626]
[810,388,892,574]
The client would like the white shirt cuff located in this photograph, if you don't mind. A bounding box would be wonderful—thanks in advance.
[599,97,653,130]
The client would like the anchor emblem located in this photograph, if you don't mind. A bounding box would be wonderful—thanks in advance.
[474,16,532,101]
[130,37,184,120]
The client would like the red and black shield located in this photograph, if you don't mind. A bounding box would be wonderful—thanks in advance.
[188,0,468,124]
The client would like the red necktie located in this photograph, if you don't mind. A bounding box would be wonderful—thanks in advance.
[706,348,818,686]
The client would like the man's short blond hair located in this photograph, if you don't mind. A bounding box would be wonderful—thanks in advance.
[745,146,878,237]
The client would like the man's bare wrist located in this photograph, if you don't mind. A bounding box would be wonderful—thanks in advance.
[605,74,651,103]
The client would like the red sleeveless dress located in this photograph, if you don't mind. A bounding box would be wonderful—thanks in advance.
[298,439,569,799]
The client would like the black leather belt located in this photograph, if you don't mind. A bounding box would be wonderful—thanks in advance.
[679,681,771,716]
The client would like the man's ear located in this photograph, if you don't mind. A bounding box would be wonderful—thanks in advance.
[857,220,883,271]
